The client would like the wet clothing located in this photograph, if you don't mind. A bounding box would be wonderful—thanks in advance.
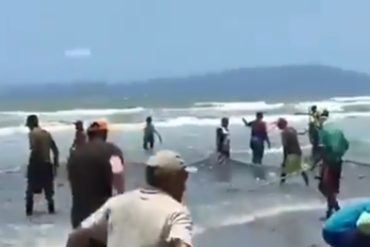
[248,120,268,164]
[308,111,321,164]
[81,188,193,247]
[26,161,55,214]
[216,126,231,182]
[280,127,308,186]
[29,127,55,163]
[67,139,124,229]
[143,124,156,150]
[26,127,58,215]
[281,127,302,157]
[323,200,370,247]
[319,160,342,195]
[72,130,87,150]
[216,126,230,157]
[319,123,349,163]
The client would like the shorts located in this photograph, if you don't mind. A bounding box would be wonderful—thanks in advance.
[323,229,370,247]
[250,138,264,164]
[283,154,302,174]
[27,162,54,194]
[319,160,342,195]
[143,135,154,149]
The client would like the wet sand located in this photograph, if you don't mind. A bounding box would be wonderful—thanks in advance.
[0,158,370,246]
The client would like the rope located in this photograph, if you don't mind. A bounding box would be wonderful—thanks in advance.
[344,159,370,167]
[245,164,312,192]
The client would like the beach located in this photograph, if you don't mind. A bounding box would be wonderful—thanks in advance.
[1,96,370,246]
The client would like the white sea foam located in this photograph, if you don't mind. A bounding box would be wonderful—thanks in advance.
[295,96,370,112]
[193,101,284,111]
[331,96,370,102]
[1,110,370,137]
[0,107,145,117]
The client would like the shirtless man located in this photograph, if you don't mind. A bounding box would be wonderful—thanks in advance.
[143,116,162,150]
[277,118,309,186]
[25,115,59,216]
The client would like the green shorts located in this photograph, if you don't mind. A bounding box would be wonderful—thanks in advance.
[283,154,303,174]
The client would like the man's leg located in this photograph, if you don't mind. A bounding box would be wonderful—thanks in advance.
[301,171,309,186]
[149,137,154,149]
[25,182,34,216]
[44,164,55,214]
[44,183,55,214]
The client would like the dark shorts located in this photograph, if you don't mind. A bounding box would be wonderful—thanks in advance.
[143,135,155,149]
[27,162,54,194]
[319,160,342,195]
[323,229,370,247]
[250,138,264,164]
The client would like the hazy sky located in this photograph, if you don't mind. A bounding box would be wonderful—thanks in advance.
[0,0,369,83]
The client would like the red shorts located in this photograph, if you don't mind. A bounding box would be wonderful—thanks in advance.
[319,161,342,195]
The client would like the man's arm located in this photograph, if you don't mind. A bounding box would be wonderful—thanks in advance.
[154,128,163,143]
[242,118,252,127]
[66,200,111,247]
[167,210,193,247]
[50,136,59,167]
[110,146,125,194]
[262,123,271,148]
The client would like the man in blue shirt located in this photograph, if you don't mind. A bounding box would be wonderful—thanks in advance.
[323,200,370,247]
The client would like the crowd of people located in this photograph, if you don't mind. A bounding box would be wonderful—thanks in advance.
[22,107,370,247]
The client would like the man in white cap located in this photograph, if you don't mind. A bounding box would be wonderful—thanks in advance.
[66,150,195,247]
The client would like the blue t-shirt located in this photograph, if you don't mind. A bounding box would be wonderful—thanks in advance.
[324,200,370,233]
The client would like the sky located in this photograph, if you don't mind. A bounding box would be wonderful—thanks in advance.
[0,0,369,84]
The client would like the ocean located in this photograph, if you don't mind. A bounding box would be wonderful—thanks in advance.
[1,95,370,246]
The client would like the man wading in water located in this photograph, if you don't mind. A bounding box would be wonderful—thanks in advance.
[243,112,271,165]
[216,117,232,184]
[308,105,322,166]
[67,120,125,247]
[143,116,162,151]
[25,115,59,216]
[277,118,309,186]
[66,150,194,247]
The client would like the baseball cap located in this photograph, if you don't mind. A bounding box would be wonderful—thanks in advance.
[146,150,198,173]
[87,120,108,132]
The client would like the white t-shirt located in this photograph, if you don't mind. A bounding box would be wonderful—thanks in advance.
[81,188,193,247]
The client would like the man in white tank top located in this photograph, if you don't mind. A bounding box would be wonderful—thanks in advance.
[66,150,195,247]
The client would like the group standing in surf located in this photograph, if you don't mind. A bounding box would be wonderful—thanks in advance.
[23,108,370,247]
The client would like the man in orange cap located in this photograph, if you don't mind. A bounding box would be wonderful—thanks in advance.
[67,120,125,236]
[277,117,309,186]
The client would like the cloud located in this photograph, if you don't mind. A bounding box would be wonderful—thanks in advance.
[64,48,91,58]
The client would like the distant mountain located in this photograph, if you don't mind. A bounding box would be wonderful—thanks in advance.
[2,65,370,106]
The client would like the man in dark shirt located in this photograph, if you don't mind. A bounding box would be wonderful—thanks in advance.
[277,118,309,186]
[67,120,125,230]
[25,115,59,216]
[242,112,271,165]
[70,120,87,152]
